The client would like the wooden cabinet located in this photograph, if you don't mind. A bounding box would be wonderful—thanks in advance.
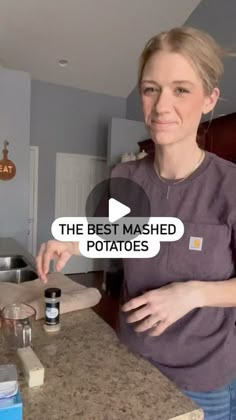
[200,113,236,163]
[138,112,236,163]
[138,138,154,154]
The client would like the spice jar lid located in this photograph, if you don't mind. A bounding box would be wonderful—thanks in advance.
[44,288,61,298]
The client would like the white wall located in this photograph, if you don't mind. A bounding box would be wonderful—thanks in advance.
[0,68,31,247]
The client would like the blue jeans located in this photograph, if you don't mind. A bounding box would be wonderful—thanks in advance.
[181,379,236,419]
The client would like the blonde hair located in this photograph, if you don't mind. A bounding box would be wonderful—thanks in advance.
[138,27,234,95]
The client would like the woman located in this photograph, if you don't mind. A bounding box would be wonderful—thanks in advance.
[36,27,236,419]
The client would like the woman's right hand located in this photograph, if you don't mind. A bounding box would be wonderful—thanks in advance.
[36,240,80,283]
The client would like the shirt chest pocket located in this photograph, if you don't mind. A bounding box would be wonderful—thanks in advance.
[167,222,233,281]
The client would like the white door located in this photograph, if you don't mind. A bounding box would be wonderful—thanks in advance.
[28,146,39,256]
[55,153,107,274]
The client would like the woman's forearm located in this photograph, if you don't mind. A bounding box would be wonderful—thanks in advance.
[192,278,236,308]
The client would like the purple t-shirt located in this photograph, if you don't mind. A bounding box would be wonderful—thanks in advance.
[112,151,236,392]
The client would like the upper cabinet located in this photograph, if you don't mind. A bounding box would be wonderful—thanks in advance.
[138,113,236,164]
[199,113,236,163]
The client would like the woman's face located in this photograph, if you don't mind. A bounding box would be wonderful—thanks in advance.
[140,50,219,147]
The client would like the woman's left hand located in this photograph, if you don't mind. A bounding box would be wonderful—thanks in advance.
[121,281,202,336]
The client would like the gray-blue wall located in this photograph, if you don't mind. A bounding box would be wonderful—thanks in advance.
[107,117,148,167]
[126,88,143,123]
[126,0,236,121]
[30,80,126,250]
[185,0,236,118]
[0,69,31,247]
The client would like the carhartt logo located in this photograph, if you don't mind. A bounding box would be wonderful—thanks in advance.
[189,236,203,251]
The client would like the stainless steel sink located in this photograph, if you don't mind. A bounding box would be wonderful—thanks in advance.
[0,253,37,283]
[0,269,38,283]
[0,255,28,270]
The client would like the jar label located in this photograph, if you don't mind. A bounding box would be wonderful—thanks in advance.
[46,307,59,319]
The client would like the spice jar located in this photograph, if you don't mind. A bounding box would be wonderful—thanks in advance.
[43,288,61,333]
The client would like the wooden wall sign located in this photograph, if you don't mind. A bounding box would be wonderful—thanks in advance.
[0,140,16,180]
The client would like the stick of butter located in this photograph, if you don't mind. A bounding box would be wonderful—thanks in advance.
[17,347,45,387]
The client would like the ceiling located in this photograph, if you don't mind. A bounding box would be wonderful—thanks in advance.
[0,0,202,97]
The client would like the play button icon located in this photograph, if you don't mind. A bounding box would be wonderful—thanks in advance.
[85,176,150,240]
[108,198,130,223]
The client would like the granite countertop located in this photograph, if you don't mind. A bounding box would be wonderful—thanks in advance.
[1,309,203,420]
[0,238,203,419]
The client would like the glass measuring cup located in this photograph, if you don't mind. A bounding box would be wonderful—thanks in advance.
[1,303,36,350]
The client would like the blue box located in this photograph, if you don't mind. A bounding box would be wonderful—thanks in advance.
[0,390,22,420]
